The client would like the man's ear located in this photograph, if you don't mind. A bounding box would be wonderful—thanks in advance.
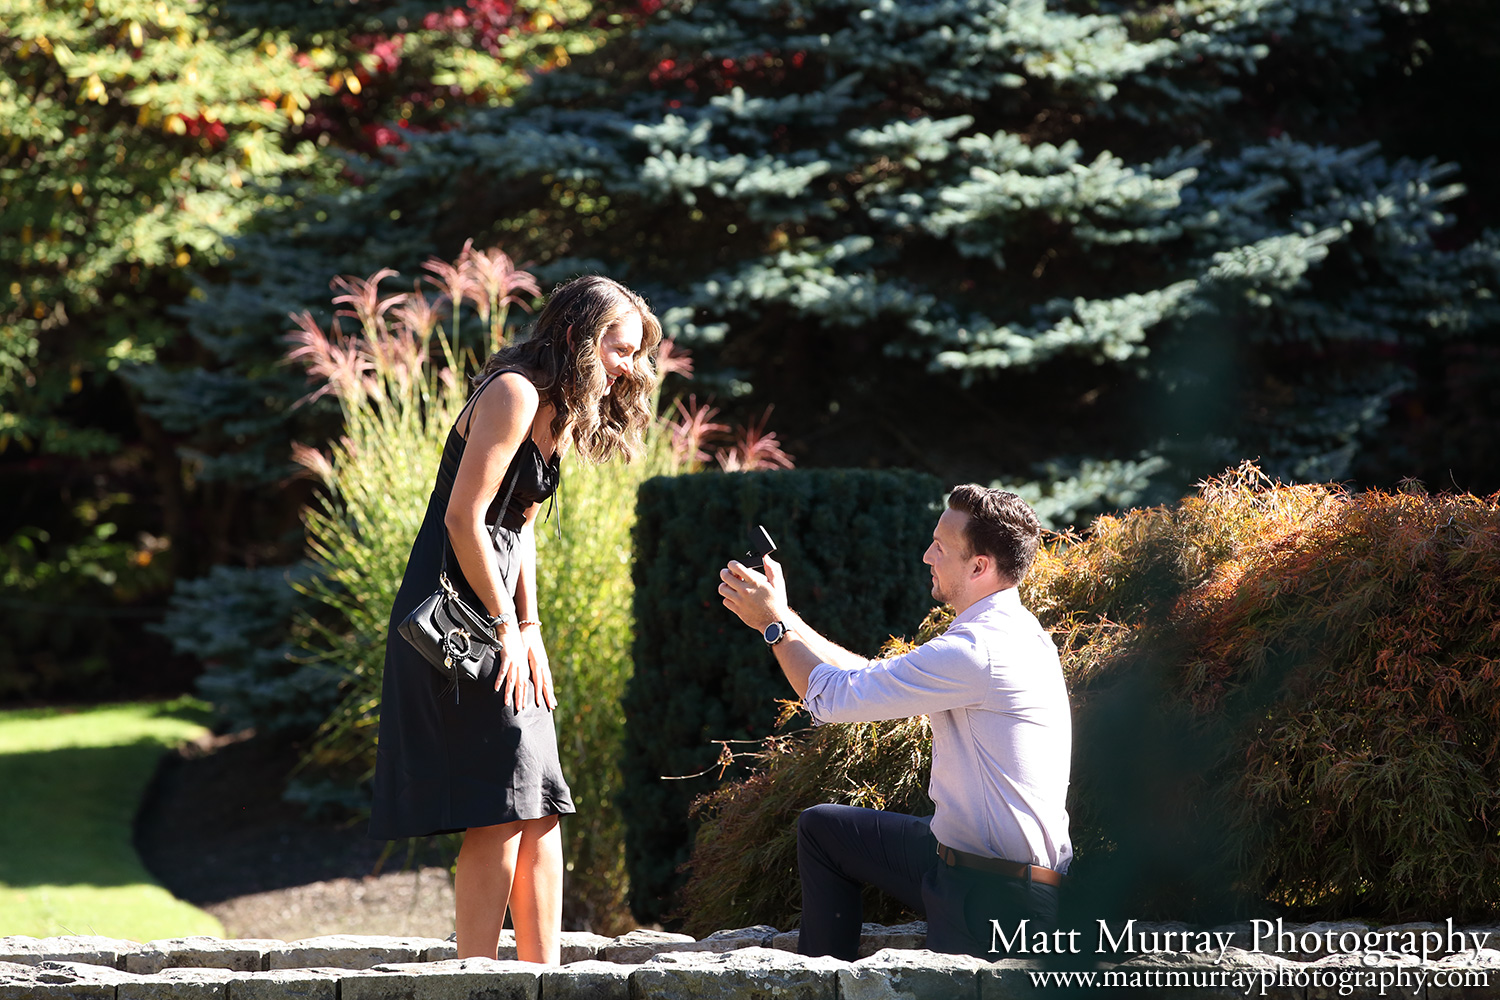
[970,553,1009,588]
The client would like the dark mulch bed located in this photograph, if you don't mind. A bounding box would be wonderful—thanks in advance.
[134,731,458,940]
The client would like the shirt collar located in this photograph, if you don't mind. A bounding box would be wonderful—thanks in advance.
[950,586,1021,628]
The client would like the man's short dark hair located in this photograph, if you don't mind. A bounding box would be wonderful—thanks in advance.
[946,485,1042,586]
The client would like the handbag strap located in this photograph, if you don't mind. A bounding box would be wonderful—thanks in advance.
[439,443,524,604]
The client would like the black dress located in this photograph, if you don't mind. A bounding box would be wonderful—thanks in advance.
[369,371,575,839]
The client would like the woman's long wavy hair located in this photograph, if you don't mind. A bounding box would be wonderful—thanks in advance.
[473,275,662,463]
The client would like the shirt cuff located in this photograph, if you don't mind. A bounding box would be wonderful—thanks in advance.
[801,662,838,723]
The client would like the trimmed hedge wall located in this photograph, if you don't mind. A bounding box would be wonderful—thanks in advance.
[621,468,943,925]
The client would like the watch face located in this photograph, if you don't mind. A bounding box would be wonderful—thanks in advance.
[763,622,785,644]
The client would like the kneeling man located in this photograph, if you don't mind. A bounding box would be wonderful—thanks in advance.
[718,485,1071,959]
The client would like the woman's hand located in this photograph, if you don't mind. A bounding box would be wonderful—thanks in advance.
[522,624,556,710]
[494,627,529,710]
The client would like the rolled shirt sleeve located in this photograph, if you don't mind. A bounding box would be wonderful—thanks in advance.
[803,626,992,724]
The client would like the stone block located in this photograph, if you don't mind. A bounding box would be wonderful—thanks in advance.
[656,926,779,955]
[771,931,800,953]
[127,937,284,975]
[1376,922,1499,962]
[765,922,927,959]
[0,960,131,999]
[976,957,1046,1000]
[539,959,636,1000]
[424,941,459,962]
[1305,952,1435,1000]
[1464,927,1500,952]
[480,929,610,963]
[225,968,340,1000]
[117,966,241,1000]
[1207,922,1259,953]
[1430,948,1500,1000]
[0,934,143,969]
[599,929,697,964]
[266,935,444,970]
[559,932,613,964]
[1225,948,1313,1000]
[858,922,927,958]
[340,958,539,1000]
[839,948,986,1000]
[630,946,846,999]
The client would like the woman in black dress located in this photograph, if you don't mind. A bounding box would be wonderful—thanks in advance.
[370,275,661,963]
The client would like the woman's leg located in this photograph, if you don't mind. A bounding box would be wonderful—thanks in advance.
[455,820,525,959]
[507,815,563,964]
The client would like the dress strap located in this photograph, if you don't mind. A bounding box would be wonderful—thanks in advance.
[458,367,531,439]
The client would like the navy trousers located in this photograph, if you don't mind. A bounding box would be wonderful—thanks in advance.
[795,803,1059,960]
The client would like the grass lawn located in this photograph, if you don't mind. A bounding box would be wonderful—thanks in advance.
[0,697,225,940]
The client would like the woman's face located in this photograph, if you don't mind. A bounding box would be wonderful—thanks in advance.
[597,310,644,396]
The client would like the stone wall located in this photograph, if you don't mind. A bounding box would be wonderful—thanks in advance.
[4,922,1500,999]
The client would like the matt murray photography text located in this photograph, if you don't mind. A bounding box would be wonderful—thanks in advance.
[991,918,1492,963]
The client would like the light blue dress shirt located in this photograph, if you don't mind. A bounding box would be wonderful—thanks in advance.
[802,587,1073,872]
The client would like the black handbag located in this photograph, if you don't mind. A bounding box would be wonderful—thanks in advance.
[397,454,521,699]
[397,563,504,696]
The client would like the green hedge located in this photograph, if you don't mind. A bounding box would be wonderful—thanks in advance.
[621,468,943,925]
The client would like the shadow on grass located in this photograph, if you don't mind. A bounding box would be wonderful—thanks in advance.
[0,697,214,891]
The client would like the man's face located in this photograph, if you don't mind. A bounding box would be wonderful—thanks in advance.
[922,508,973,606]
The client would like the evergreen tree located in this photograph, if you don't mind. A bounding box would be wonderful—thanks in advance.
[176,0,1500,530]
[0,0,615,697]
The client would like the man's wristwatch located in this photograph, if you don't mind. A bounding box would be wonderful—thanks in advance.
[763,621,790,645]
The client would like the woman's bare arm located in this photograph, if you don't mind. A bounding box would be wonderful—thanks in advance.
[443,372,540,622]
[515,506,540,622]
[443,373,540,708]
[513,501,556,708]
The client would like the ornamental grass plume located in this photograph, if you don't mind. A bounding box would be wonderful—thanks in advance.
[660,379,795,472]
[284,311,372,407]
[678,463,1500,933]
[391,284,443,356]
[715,406,795,472]
[667,394,729,470]
[330,268,404,337]
[420,251,475,370]
[458,238,542,354]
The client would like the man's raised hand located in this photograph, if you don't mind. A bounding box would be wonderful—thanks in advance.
[719,554,789,632]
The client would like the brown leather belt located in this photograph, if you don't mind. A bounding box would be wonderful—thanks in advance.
[936,842,1066,887]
